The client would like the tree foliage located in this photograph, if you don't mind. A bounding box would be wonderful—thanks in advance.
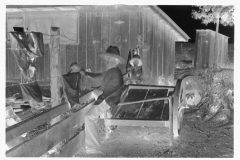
[192,5,234,26]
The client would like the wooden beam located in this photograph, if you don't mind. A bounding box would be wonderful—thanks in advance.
[169,97,173,146]
[6,102,69,143]
[57,130,85,157]
[119,97,170,106]
[50,27,61,107]
[6,79,50,86]
[105,119,169,127]
[128,85,175,91]
[6,101,94,157]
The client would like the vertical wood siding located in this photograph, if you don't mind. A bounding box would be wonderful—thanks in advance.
[6,6,179,86]
[194,29,229,69]
[78,12,87,70]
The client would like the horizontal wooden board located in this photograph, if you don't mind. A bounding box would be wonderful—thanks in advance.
[57,130,85,157]
[119,97,170,106]
[6,101,94,157]
[105,119,170,127]
[128,85,175,91]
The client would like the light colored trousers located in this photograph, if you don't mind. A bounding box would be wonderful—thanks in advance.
[80,90,111,150]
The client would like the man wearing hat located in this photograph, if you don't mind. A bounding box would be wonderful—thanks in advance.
[127,51,143,84]
[61,62,84,109]
[80,46,125,153]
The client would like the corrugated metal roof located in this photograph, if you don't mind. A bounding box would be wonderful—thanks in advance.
[6,5,190,41]
[149,6,190,41]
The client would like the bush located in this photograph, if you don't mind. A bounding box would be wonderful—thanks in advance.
[195,68,234,126]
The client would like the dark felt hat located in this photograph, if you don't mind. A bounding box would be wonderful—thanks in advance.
[99,46,125,64]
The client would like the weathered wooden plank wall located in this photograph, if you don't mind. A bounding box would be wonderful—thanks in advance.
[78,12,87,70]
[169,29,175,81]
[152,14,157,85]
[119,11,130,72]
[6,6,179,86]
[44,44,50,81]
[228,44,234,61]
[141,7,148,83]
[209,31,215,68]
[158,20,163,78]
[6,42,10,80]
[100,12,110,72]
[144,8,153,84]
[86,12,95,72]
[194,29,229,69]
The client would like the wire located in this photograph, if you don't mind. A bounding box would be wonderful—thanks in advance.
[6,80,39,87]
[42,32,78,42]
[6,80,52,88]
[6,81,35,88]
[7,30,78,42]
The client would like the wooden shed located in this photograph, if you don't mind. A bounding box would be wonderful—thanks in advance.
[6,5,190,86]
[194,29,229,69]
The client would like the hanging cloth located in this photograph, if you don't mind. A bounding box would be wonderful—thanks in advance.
[9,31,44,103]
[27,32,44,57]
[20,81,43,102]
[9,31,44,82]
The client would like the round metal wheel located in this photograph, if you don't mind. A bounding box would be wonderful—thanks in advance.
[173,78,186,137]
[177,107,184,134]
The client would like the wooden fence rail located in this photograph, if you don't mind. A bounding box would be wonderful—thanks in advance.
[6,101,94,157]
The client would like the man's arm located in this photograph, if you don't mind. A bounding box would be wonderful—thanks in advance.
[85,72,103,79]
[80,69,103,79]
[80,70,104,89]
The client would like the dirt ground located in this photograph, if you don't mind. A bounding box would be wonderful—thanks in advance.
[75,113,233,158]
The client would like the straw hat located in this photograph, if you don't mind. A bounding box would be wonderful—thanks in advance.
[99,46,125,64]
[69,62,81,73]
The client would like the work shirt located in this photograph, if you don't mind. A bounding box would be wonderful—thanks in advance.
[85,66,124,106]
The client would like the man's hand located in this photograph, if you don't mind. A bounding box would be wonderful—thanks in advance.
[90,89,103,101]
[92,89,103,97]
[79,69,86,76]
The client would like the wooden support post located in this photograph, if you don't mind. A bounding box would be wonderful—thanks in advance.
[50,27,61,107]
[169,97,173,146]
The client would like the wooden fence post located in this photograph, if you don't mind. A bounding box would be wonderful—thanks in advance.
[50,27,61,107]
